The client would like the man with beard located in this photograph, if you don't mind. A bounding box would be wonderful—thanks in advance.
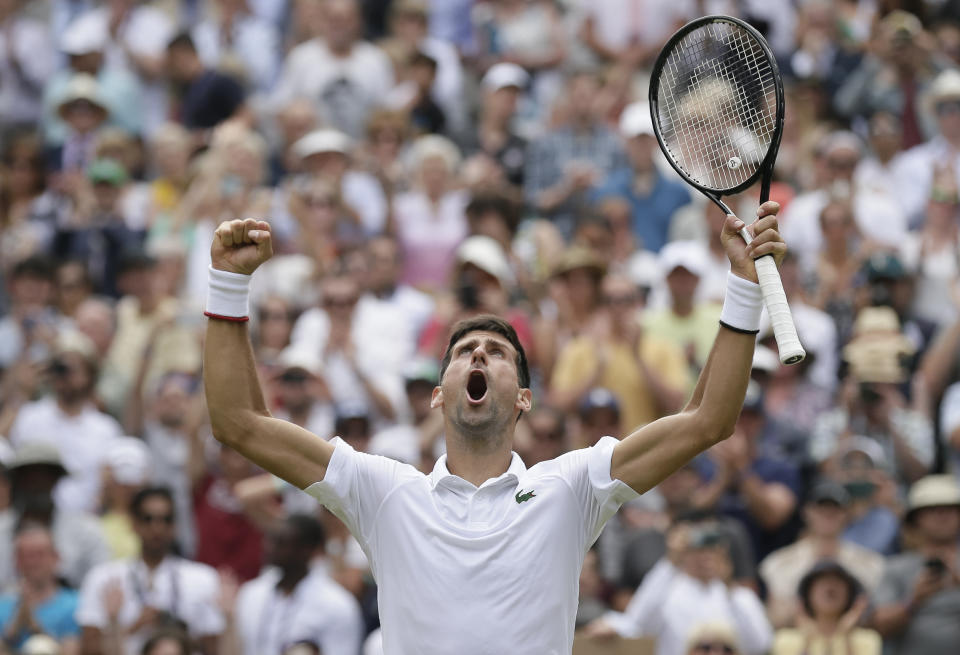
[202,200,787,653]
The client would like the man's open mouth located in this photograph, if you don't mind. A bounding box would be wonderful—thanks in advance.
[467,370,488,403]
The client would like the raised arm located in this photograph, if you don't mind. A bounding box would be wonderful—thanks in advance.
[611,204,786,493]
[204,218,334,489]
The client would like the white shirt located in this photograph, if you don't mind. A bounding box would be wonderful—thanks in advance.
[236,566,362,655]
[9,397,122,513]
[77,556,225,654]
[892,136,960,228]
[0,16,55,125]
[68,7,174,136]
[306,435,638,654]
[780,187,907,274]
[272,38,394,137]
[605,558,772,655]
[193,14,280,93]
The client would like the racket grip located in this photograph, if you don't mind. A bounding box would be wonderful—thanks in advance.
[754,255,806,365]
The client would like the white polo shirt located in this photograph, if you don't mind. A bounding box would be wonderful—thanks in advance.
[305,435,638,654]
[76,556,224,654]
[236,566,363,655]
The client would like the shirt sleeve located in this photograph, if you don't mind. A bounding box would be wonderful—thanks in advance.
[604,558,677,638]
[556,436,641,549]
[303,438,418,549]
[75,566,109,628]
[726,586,774,655]
[185,566,226,637]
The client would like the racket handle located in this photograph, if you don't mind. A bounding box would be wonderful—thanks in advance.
[754,255,806,365]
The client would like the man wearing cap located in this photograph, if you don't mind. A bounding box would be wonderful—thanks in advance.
[165,32,246,131]
[465,62,529,187]
[643,240,721,372]
[759,480,884,628]
[41,13,141,147]
[0,442,110,591]
[873,474,960,654]
[49,73,110,174]
[289,127,387,236]
[892,67,960,225]
[591,101,691,254]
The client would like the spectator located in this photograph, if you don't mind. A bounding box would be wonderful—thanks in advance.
[51,74,110,174]
[894,67,960,225]
[289,128,388,239]
[191,0,281,95]
[0,442,109,592]
[368,357,444,467]
[272,0,395,138]
[392,134,469,292]
[231,514,363,655]
[465,63,529,188]
[771,560,879,655]
[0,257,59,373]
[41,14,141,147]
[811,306,934,488]
[873,475,960,654]
[138,628,190,655]
[361,234,435,340]
[684,622,743,655]
[592,101,691,254]
[269,347,335,440]
[77,487,224,655]
[578,0,689,70]
[642,240,720,373]
[692,380,802,562]
[0,523,80,653]
[1,133,53,269]
[165,33,247,133]
[524,70,627,237]
[9,330,122,514]
[550,271,689,434]
[0,0,55,132]
[64,0,174,137]
[588,520,773,655]
[99,437,152,560]
[759,480,884,628]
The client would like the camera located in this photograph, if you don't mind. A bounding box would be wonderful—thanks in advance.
[924,557,947,578]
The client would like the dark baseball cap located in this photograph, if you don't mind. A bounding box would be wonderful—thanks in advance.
[808,480,851,507]
[862,252,906,281]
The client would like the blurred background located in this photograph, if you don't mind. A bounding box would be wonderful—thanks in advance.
[1,0,960,654]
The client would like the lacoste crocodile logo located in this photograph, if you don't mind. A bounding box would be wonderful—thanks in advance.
[515,489,536,504]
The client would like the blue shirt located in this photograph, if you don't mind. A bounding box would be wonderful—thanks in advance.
[0,588,80,648]
[591,168,690,253]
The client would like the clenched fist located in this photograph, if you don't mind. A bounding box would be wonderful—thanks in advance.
[211,218,273,275]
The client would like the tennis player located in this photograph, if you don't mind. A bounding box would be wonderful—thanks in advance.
[203,202,786,654]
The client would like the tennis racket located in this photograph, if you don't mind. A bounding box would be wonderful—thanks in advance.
[649,15,805,365]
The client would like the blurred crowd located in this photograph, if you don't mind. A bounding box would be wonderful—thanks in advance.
[2,0,960,654]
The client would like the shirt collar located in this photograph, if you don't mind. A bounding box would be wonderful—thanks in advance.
[429,451,527,491]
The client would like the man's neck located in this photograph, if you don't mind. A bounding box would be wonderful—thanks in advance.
[277,565,310,594]
[56,395,87,417]
[807,533,841,556]
[443,431,514,487]
[141,551,168,570]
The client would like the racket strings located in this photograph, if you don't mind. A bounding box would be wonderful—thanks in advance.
[656,20,777,191]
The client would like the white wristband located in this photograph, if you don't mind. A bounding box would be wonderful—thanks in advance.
[205,266,251,321]
[720,271,763,334]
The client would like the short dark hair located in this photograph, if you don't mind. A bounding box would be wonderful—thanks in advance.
[167,32,197,52]
[130,486,175,518]
[141,628,190,655]
[11,256,54,282]
[286,513,326,551]
[439,315,530,389]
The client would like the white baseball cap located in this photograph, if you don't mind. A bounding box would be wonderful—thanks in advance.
[658,240,708,277]
[61,14,108,55]
[292,129,353,159]
[106,437,152,486]
[482,63,530,92]
[620,101,655,138]
[456,235,513,287]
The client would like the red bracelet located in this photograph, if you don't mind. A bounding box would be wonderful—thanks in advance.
[204,312,250,322]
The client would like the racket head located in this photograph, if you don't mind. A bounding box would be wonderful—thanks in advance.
[649,15,784,198]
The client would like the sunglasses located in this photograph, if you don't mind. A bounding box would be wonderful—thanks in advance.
[280,372,310,384]
[693,644,735,654]
[936,100,960,116]
[324,296,358,308]
[604,294,637,305]
[137,513,174,525]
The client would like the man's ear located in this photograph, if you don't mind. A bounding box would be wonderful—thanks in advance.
[516,388,532,413]
[430,386,444,409]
